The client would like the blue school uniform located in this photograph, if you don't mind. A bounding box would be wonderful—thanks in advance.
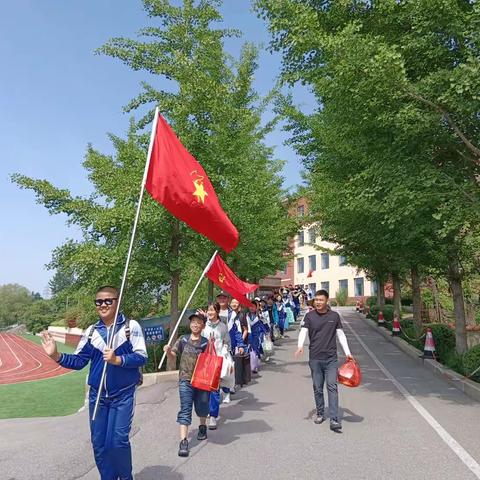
[59,314,147,480]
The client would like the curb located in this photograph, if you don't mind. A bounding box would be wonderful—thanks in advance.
[359,314,480,403]
[140,370,178,388]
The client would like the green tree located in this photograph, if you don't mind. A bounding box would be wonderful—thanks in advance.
[0,284,35,328]
[13,1,295,367]
[257,0,480,351]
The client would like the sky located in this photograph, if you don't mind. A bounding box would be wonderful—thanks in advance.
[0,0,312,295]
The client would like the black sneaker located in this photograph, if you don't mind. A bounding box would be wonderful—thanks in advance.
[330,419,342,432]
[178,438,189,457]
[197,425,207,441]
[314,414,326,424]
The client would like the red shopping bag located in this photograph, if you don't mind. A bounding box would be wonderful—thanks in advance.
[338,357,361,387]
[191,339,224,392]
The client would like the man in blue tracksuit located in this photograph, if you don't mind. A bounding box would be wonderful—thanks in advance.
[41,286,147,480]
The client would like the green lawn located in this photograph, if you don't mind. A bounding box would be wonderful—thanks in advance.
[0,335,89,419]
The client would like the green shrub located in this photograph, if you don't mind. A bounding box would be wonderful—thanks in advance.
[399,319,423,350]
[445,351,465,377]
[366,297,377,308]
[370,305,396,326]
[335,289,348,306]
[463,345,480,382]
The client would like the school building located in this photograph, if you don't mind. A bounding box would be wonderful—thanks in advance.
[265,197,376,300]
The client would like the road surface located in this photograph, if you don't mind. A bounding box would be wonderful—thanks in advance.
[1,308,479,480]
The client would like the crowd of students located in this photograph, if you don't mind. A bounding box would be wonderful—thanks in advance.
[164,288,303,457]
[40,284,352,479]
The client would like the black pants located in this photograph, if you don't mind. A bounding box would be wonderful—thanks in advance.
[309,356,339,421]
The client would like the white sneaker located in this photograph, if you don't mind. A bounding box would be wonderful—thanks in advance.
[208,416,217,430]
[222,393,231,404]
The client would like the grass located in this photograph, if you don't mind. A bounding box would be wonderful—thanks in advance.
[0,335,89,419]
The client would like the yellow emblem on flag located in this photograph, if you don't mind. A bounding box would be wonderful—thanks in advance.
[191,170,208,204]
[218,273,225,283]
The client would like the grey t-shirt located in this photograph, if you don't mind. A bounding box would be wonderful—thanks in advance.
[303,309,342,359]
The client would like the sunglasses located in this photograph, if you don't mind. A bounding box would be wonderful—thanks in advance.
[94,298,117,307]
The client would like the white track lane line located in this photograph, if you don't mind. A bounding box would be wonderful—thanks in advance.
[0,333,23,375]
[7,334,63,380]
[342,315,480,479]
[2,334,44,378]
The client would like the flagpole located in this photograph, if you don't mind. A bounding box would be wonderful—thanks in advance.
[92,107,160,421]
[157,250,218,371]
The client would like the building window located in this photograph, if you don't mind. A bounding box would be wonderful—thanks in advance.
[321,253,329,269]
[339,255,347,266]
[308,283,316,295]
[354,277,364,297]
[297,205,305,217]
[297,257,304,274]
[308,255,316,272]
[309,227,316,244]
[371,280,378,296]
[321,281,330,293]
[338,279,348,295]
[298,231,305,247]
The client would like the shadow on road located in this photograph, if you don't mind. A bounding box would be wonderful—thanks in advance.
[304,407,364,423]
[136,465,184,480]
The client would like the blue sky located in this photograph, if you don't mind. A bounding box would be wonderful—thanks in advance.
[0,0,310,295]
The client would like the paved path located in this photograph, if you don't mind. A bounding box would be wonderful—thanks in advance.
[1,308,479,480]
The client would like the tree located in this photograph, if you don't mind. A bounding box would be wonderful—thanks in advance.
[0,284,35,328]
[257,0,480,351]
[13,1,295,363]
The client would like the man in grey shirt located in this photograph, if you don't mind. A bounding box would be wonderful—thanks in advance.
[295,289,353,431]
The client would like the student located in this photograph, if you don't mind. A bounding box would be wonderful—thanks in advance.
[217,291,232,326]
[266,295,278,342]
[227,297,245,355]
[291,288,301,320]
[163,313,210,457]
[41,286,147,480]
[201,303,231,430]
[245,301,266,373]
[275,293,286,337]
[295,289,353,432]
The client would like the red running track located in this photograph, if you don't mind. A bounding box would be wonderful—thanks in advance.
[0,333,70,384]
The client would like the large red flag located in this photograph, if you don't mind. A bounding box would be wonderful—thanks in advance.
[145,115,239,253]
[206,255,258,296]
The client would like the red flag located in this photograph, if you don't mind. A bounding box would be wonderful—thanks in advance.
[206,255,258,296]
[228,290,254,307]
[145,115,239,253]
[307,269,314,278]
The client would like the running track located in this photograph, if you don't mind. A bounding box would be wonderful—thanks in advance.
[0,333,70,384]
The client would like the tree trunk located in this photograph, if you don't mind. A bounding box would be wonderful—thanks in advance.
[376,277,385,308]
[429,277,442,322]
[448,256,468,355]
[208,279,214,304]
[392,273,402,317]
[411,266,422,335]
[167,220,181,371]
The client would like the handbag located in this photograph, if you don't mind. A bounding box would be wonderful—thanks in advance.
[262,337,274,356]
[191,339,224,392]
[338,357,361,387]
[250,349,259,372]
[220,352,235,389]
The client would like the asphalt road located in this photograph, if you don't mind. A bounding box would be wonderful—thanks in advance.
[1,308,479,480]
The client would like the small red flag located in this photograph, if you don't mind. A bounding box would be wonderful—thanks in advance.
[307,269,314,278]
[206,255,258,296]
[145,115,239,253]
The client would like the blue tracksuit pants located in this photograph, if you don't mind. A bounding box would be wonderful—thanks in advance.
[89,386,136,480]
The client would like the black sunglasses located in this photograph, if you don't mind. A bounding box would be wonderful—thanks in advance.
[94,298,117,307]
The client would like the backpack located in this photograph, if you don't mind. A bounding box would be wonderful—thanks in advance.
[88,319,143,386]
